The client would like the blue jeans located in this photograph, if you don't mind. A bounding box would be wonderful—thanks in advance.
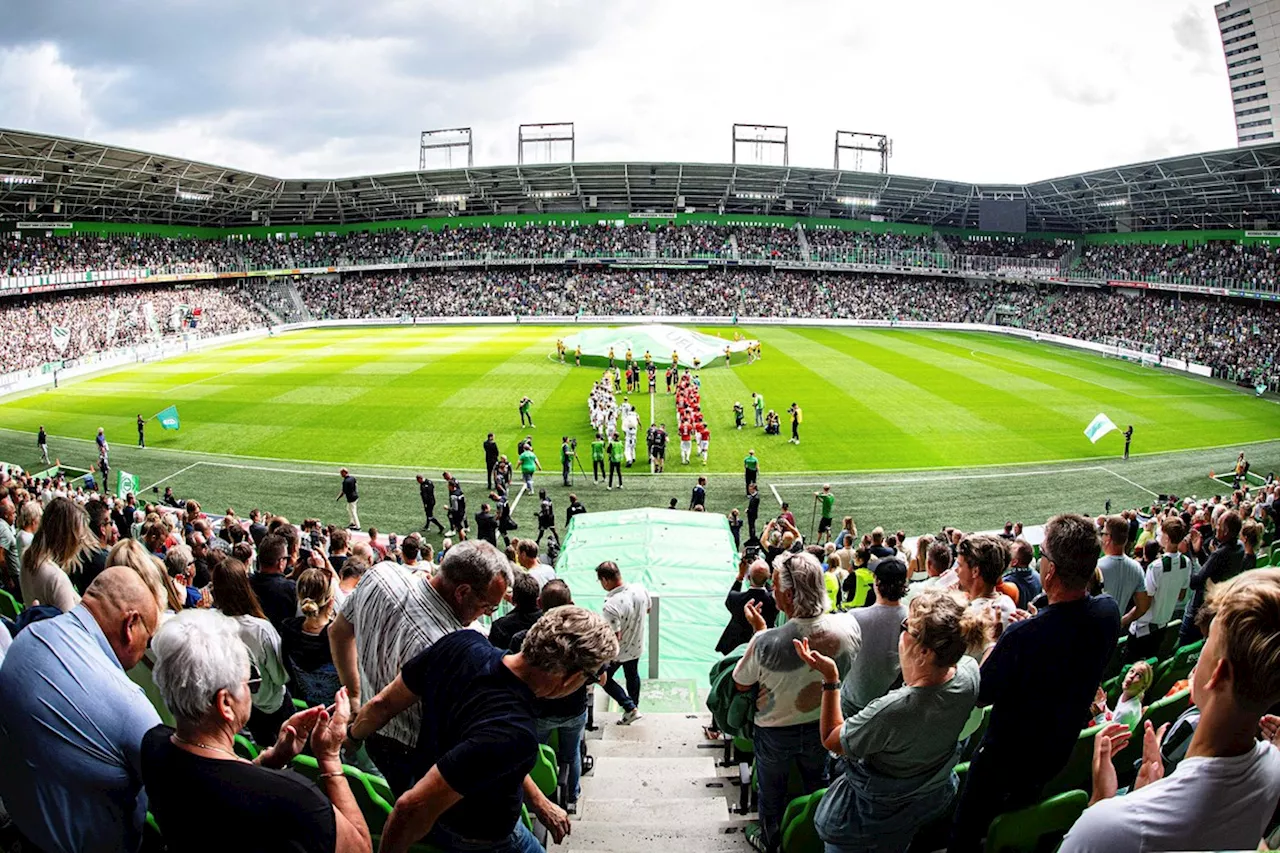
[425,821,542,853]
[522,471,534,492]
[536,710,587,803]
[754,722,829,852]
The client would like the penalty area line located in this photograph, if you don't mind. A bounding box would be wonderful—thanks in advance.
[142,461,204,492]
[1100,467,1159,498]
[769,483,783,506]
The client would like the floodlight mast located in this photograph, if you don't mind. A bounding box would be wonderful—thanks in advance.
[419,128,473,171]
[732,124,789,166]
[834,131,892,174]
[518,122,575,165]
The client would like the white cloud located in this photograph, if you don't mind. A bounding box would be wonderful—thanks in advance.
[0,0,1244,182]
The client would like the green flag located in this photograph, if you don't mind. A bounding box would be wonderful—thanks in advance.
[117,471,140,499]
[157,405,181,431]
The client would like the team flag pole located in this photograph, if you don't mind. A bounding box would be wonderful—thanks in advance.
[1083,413,1118,444]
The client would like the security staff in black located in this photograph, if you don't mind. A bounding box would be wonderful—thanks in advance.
[484,433,500,489]
[417,475,445,533]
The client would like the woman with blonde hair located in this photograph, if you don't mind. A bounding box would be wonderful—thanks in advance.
[909,534,934,581]
[211,558,291,745]
[109,538,183,614]
[20,496,95,612]
[796,588,984,852]
[280,568,340,707]
[834,516,859,549]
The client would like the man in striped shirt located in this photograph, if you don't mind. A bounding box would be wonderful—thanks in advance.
[333,540,511,795]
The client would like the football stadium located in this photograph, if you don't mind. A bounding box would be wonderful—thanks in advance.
[3,13,1280,853]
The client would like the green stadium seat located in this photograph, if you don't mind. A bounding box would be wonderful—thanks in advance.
[1154,621,1183,661]
[0,589,22,620]
[959,706,990,763]
[1041,725,1103,798]
[1148,641,1203,700]
[233,734,259,761]
[291,754,398,837]
[985,790,1089,853]
[780,787,827,853]
[1101,636,1127,682]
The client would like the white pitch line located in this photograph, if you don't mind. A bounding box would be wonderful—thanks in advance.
[173,459,486,486]
[1101,467,1160,497]
[777,465,1109,489]
[142,461,203,492]
[769,483,783,506]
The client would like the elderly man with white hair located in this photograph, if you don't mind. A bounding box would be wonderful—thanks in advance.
[0,565,165,853]
[141,609,372,853]
[733,550,863,852]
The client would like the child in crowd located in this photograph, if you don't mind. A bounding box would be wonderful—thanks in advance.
[1090,659,1153,729]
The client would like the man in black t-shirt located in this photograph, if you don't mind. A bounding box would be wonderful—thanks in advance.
[565,493,587,528]
[337,468,360,531]
[249,534,297,632]
[371,607,618,852]
[475,503,499,547]
[950,513,1121,852]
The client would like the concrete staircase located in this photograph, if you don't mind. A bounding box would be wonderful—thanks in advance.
[795,224,811,262]
[565,702,751,852]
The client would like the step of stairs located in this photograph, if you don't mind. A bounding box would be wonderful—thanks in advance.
[568,712,751,851]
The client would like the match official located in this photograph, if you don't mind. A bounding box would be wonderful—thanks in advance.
[417,475,446,533]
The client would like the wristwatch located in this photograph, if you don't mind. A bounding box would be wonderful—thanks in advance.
[822,682,840,691]
[346,722,365,745]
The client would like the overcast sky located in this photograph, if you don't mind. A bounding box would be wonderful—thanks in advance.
[0,0,1240,183]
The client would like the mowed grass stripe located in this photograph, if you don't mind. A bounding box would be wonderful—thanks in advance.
[791,328,1075,463]
[948,332,1280,439]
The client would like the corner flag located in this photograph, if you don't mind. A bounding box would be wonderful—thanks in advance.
[117,471,140,499]
[156,405,181,431]
[1084,413,1118,444]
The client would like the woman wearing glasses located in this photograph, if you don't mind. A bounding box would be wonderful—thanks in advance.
[142,608,372,852]
[794,587,983,853]
[210,557,291,746]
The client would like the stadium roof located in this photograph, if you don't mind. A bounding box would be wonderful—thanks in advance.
[4,127,1280,234]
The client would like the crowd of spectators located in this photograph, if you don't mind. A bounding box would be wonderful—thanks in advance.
[1075,240,1280,290]
[944,235,1074,259]
[0,284,268,373]
[806,228,943,266]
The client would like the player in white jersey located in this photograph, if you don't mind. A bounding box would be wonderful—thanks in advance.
[623,408,640,466]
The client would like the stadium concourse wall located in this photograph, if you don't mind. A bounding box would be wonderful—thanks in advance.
[0,315,1212,403]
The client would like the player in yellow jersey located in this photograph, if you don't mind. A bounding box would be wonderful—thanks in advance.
[556,338,566,363]
[724,345,731,367]
[671,350,679,369]
[575,345,582,366]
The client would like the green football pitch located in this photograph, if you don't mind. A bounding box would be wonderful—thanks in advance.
[0,324,1276,541]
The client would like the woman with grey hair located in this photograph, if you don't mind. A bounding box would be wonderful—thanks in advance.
[732,551,863,852]
[141,609,372,852]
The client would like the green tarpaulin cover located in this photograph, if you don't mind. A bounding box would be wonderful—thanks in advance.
[555,508,739,681]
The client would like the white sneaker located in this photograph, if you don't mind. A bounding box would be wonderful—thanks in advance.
[618,708,642,725]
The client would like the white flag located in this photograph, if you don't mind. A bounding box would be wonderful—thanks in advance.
[142,302,158,337]
[106,309,119,344]
[50,325,70,353]
[1084,413,1119,444]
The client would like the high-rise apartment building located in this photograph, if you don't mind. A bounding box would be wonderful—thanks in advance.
[1217,0,1280,145]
